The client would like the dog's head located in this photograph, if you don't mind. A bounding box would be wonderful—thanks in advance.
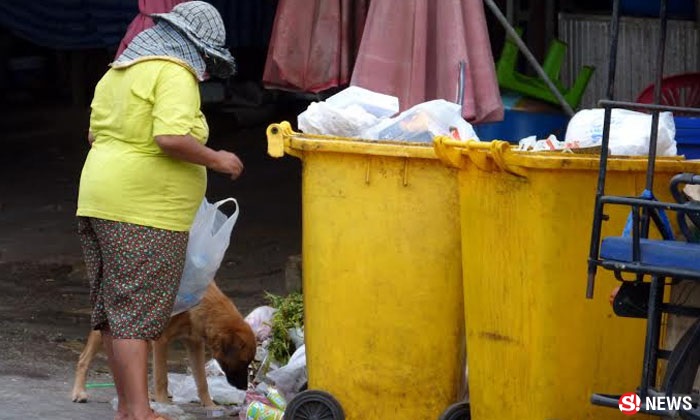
[211,323,256,390]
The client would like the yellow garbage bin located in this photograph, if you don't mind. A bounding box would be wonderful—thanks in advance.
[433,138,700,420]
[266,122,466,420]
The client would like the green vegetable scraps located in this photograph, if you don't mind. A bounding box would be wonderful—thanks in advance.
[265,291,304,365]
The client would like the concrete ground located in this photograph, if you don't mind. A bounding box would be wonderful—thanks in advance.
[0,99,305,419]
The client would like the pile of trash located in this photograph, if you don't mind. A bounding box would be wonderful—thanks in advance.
[297,86,480,143]
[241,293,307,419]
[240,293,307,420]
[121,294,306,419]
[517,108,678,156]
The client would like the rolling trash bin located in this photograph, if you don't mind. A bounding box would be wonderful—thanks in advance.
[433,138,700,420]
[266,122,466,420]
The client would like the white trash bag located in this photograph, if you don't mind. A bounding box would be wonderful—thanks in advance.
[168,360,246,406]
[324,85,399,118]
[266,345,307,400]
[297,86,400,138]
[172,198,240,316]
[244,306,277,342]
[564,108,677,156]
[361,99,479,143]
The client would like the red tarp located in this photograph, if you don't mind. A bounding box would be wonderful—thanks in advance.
[351,0,503,123]
[263,0,370,93]
[115,0,186,59]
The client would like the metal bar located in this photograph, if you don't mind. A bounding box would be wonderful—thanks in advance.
[457,61,466,106]
[598,261,700,280]
[482,0,575,116]
[642,0,670,239]
[600,196,698,212]
[591,394,622,408]
[598,100,700,115]
[640,276,665,396]
[661,304,700,317]
[587,0,622,299]
[633,206,641,262]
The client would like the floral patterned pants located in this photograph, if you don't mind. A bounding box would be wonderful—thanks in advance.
[77,217,188,340]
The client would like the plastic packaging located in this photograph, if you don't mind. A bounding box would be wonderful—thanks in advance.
[167,371,246,405]
[564,108,677,156]
[362,99,479,143]
[206,407,226,418]
[324,85,399,118]
[517,134,599,152]
[298,102,380,137]
[266,345,307,400]
[244,306,277,342]
[297,86,400,138]
[287,327,304,350]
[172,198,239,316]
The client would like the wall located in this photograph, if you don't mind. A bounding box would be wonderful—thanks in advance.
[558,13,700,108]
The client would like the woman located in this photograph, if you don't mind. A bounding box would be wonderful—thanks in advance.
[76,3,241,419]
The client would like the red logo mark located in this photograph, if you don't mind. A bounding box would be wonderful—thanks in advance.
[618,393,641,415]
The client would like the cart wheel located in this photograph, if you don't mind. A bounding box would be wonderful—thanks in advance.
[284,390,345,420]
[439,401,471,420]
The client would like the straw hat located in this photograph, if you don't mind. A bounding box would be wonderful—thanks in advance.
[151,1,236,77]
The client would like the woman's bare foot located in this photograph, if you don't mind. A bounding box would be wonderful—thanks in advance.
[147,411,174,420]
[114,411,131,420]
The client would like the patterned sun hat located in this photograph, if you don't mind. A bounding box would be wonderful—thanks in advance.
[150,1,236,78]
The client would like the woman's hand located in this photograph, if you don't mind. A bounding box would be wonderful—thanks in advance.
[210,150,244,180]
[155,135,244,180]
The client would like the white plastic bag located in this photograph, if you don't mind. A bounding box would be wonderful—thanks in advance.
[564,108,677,156]
[361,99,479,143]
[287,327,304,350]
[298,101,381,137]
[265,345,307,400]
[244,306,277,342]
[112,398,196,420]
[324,85,399,118]
[167,372,247,405]
[297,86,400,137]
[172,198,239,316]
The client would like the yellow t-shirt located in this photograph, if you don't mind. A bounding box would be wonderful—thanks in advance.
[77,59,208,231]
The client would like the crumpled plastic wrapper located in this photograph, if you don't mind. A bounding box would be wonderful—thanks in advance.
[167,359,246,406]
[112,398,196,420]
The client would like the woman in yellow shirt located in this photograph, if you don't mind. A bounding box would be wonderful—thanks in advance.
[76,3,242,419]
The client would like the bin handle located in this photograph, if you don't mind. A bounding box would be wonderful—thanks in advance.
[433,137,528,177]
[266,122,302,159]
[433,135,468,169]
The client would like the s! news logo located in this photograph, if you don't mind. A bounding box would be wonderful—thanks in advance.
[618,392,693,415]
[618,393,641,415]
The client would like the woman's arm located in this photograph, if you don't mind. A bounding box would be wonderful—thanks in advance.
[155,134,244,179]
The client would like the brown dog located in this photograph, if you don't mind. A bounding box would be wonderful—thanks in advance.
[71,281,256,408]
